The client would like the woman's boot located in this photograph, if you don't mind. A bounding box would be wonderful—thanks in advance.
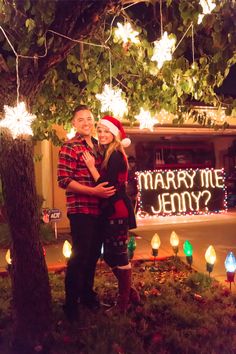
[112,266,140,306]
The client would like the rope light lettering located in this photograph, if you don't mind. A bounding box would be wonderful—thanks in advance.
[137,168,226,217]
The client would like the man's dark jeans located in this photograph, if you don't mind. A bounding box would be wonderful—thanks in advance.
[65,213,102,309]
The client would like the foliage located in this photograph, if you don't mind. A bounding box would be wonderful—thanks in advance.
[0,0,236,145]
[1,257,236,354]
[0,192,55,247]
[0,222,54,247]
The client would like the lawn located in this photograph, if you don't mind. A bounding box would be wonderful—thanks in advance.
[0,257,236,354]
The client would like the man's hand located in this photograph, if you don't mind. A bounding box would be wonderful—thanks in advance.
[93,182,115,198]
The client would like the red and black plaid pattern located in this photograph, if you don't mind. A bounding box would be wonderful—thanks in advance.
[57,133,102,215]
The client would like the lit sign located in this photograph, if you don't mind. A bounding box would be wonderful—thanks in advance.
[136,168,226,217]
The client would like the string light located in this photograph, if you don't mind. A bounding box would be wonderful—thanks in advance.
[135,108,158,131]
[114,22,140,45]
[96,84,128,118]
[136,168,226,217]
[198,0,216,24]
[151,31,176,69]
[0,102,36,139]
[192,107,226,124]
[156,109,175,125]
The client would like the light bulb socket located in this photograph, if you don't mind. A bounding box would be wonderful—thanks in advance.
[152,248,158,257]
[206,262,214,273]
[172,246,179,255]
[128,249,134,260]
[186,255,193,266]
[227,271,235,282]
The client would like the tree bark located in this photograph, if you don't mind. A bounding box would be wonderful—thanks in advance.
[0,132,52,353]
[0,1,122,351]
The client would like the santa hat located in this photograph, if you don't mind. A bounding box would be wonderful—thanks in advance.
[99,115,131,147]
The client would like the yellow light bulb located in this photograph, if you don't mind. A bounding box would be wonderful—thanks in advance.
[151,233,161,250]
[5,249,12,265]
[170,231,179,247]
[62,240,72,259]
[205,245,216,265]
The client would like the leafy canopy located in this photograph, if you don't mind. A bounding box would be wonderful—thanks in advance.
[0,0,236,144]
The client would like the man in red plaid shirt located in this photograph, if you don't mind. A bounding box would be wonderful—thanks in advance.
[58,105,115,321]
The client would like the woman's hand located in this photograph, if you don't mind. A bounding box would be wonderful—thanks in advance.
[82,151,95,169]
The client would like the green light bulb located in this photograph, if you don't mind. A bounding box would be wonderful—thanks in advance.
[128,235,136,252]
[183,240,193,256]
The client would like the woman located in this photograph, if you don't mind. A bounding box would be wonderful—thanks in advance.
[83,115,139,313]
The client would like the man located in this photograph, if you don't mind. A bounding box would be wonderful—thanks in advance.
[57,105,115,321]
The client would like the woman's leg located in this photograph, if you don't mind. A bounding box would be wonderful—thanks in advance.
[103,218,139,312]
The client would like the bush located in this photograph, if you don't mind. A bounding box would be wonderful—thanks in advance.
[0,221,55,247]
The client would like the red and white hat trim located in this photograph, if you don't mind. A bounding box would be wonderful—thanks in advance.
[99,116,131,147]
[100,118,119,136]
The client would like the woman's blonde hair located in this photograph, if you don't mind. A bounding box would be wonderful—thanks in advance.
[99,135,127,169]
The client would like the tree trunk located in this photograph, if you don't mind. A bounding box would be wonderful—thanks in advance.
[0,133,52,353]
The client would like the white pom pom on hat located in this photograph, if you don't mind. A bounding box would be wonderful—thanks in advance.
[99,115,131,147]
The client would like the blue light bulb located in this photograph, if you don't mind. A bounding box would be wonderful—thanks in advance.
[224,252,236,272]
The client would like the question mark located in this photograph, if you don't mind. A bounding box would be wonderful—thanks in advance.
[202,190,211,210]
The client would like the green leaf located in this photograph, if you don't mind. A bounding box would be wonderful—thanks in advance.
[25,18,36,32]
[24,0,31,11]
[37,36,45,47]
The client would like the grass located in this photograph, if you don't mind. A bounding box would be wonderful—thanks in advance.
[0,257,236,354]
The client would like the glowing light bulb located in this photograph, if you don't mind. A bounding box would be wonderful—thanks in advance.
[183,240,193,256]
[205,245,216,265]
[151,31,176,69]
[170,231,179,247]
[96,84,128,118]
[0,102,36,139]
[5,249,12,265]
[225,252,236,273]
[62,240,72,259]
[151,233,161,250]
[183,240,193,266]
[135,108,158,131]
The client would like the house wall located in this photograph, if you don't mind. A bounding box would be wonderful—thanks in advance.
[34,125,69,231]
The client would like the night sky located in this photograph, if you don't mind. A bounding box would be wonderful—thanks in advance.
[216,64,236,97]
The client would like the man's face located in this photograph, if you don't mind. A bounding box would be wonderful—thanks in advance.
[72,109,94,137]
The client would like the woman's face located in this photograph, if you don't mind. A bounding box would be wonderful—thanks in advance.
[97,124,114,145]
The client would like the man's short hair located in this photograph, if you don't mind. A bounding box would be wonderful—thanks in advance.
[73,105,90,118]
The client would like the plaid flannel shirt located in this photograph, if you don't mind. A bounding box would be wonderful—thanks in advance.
[57,133,102,215]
